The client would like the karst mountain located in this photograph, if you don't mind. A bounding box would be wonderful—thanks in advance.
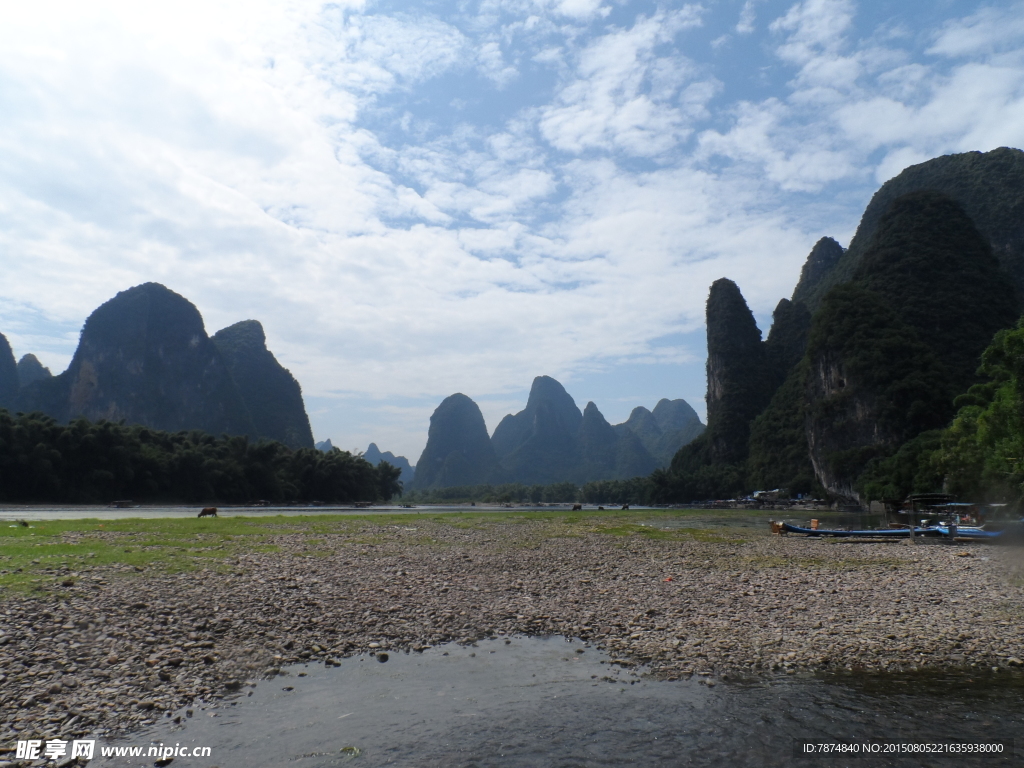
[659,146,1024,505]
[2,283,314,449]
[411,376,704,490]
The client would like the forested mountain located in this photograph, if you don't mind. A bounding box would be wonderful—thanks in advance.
[657,146,1024,505]
[212,320,314,449]
[794,147,1024,310]
[3,283,316,448]
[16,283,255,436]
[790,238,844,307]
[802,191,1017,498]
[412,376,704,489]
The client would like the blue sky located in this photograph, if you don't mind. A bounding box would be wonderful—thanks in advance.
[2,0,1023,461]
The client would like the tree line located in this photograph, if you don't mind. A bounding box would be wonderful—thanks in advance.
[403,476,657,505]
[0,411,402,504]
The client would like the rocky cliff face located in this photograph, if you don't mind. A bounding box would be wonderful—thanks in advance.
[803,192,1018,500]
[803,293,920,501]
[363,442,416,484]
[17,354,52,387]
[703,279,771,464]
[0,334,18,410]
[412,393,498,489]
[491,376,584,484]
[19,283,255,436]
[799,147,1024,310]
[211,320,314,449]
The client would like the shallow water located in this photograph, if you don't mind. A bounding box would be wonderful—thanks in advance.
[112,637,1022,767]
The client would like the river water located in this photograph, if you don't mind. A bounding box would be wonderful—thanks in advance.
[111,636,1021,768]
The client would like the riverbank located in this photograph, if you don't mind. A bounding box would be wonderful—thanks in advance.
[2,510,1023,745]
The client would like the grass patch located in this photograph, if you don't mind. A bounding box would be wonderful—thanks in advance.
[0,507,765,594]
[0,516,313,595]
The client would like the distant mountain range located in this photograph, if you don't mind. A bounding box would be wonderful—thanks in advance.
[410,376,704,489]
[0,283,314,449]
[363,443,415,484]
[314,440,416,484]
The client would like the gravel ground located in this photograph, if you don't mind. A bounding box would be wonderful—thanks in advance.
[1,519,1023,753]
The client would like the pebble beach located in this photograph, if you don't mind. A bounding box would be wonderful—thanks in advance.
[2,515,1023,751]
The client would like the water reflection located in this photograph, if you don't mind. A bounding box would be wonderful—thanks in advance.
[118,636,1022,767]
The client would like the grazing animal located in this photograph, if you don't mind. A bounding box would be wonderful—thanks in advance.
[598,506,605,510]
[198,507,218,518]
[621,504,630,510]
[572,504,582,511]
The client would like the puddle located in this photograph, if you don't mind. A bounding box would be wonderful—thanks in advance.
[104,636,1024,767]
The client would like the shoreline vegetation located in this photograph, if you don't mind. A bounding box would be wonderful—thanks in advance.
[2,509,1022,744]
[0,411,402,505]
[401,477,656,505]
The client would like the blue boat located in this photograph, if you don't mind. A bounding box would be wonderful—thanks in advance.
[779,522,938,538]
[934,524,1004,540]
[779,521,1009,541]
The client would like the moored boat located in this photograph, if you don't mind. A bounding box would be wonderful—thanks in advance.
[778,522,938,538]
[933,524,1004,540]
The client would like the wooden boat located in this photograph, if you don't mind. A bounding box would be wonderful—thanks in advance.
[779,521,1009,541]
[779,522,939,538]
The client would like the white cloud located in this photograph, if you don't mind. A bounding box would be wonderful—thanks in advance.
[1,0,1023,458]
[698,0,1024,193]
[338,14,469,90]
[770,0,854,66]
[476,40,519,86]
[736,1,757,35]
[928,3,1024,58]
[538,8,709,156]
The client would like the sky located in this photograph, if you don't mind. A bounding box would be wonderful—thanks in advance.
[2,0,1023,462]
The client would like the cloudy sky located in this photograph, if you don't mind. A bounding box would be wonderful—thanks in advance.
[2,0,1023,461]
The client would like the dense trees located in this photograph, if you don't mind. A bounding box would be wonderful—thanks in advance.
[933,321,1024,503]
[0,410,401,504]
[402,477,656,505]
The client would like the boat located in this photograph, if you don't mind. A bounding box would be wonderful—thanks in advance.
[933,524,1004,541]
[777,521,1013,541]
[778,522,939,538]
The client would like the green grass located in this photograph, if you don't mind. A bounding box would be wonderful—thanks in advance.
[0,508,766,594]
[0,517,296,594]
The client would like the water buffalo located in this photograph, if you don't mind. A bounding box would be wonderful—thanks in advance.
[198,507,218,518]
